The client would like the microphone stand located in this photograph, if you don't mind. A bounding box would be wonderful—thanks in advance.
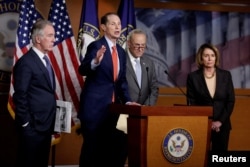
[146,67,151,106]
[164,70,190,105]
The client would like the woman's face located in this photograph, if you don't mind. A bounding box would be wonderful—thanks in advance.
[202,48,216,68]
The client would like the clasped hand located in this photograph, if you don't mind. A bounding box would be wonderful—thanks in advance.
[211,121,222,132]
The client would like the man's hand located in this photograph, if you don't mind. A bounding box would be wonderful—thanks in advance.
[94,45,106,64]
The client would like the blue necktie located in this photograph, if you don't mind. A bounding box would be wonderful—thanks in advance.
[135,59,141,88]
[43,55,54,88]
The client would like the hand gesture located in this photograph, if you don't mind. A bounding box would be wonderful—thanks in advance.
[94,45,106,64]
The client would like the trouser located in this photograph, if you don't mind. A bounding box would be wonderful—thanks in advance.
[79,124,128,167]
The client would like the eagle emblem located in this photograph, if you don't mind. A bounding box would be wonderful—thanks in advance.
[171,138,186,152]
[162,128,194,163]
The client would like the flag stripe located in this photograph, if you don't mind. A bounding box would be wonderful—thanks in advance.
[50,41,80,112]
[48,0,83,128]
[7,0,63,145]
[8,0,43,118]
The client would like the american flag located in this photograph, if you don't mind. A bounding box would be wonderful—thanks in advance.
[8,0,42,119]
[77,0,100,61]
[48,0,84,138]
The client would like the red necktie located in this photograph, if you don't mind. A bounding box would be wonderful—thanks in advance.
[112,46,118,102]
[112,46,118,81]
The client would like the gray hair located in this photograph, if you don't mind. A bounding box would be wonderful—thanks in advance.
[127,29,147,41]
[31,19,53,44]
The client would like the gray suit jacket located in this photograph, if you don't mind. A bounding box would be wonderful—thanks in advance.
[126,54,158,105]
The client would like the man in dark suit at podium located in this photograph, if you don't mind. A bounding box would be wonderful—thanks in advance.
[126,29,159,106]
[78,12,139,167]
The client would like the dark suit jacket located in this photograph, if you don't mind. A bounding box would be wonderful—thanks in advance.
[78,37,131,131]
[126,55,158,105]
[13,48,56,133]
[186,68,235,130]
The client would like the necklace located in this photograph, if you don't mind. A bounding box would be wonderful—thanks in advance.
[204,71,215,79]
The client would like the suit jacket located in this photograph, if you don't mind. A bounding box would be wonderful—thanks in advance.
[186,68,235,130]
[13,48,56,133]
[78,37,131,131]
[126,55,158,105]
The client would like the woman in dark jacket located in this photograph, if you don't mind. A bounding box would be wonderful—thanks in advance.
[186,43,235,152]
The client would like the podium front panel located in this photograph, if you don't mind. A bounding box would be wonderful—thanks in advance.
[147,116,209,167]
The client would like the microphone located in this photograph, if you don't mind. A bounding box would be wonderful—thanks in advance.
[164,70,190,105]
[146,66,151,106]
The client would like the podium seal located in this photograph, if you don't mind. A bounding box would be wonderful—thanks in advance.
[162,128,194,163]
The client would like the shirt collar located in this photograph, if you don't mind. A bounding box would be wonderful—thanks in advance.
[128,49,140,62]
[104,36,116,51]
[32,46,46,60]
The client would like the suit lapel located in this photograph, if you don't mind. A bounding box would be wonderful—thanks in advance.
[126,55,136,78]
[140,57,147,90]
[31,49,54,90]
[213,68,220,98]
[197,69,212,98]
[116,46,121,79]
[100,38,114,81]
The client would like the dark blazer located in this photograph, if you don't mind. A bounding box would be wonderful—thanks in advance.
[126,55,158,105]
[78,37,131,131]
[13,48,56,132]
[186,68,235,130]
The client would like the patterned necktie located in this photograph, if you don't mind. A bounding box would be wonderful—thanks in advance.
[135,59,142,88]
[43,55,54,88]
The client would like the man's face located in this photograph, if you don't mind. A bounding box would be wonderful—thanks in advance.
[128,33,146,58]
[101,14,121,41]
[37,25,55,53]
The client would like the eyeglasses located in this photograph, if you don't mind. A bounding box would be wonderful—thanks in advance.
[131,43,146,50]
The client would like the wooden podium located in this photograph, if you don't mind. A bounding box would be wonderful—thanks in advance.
[110,104,213,167]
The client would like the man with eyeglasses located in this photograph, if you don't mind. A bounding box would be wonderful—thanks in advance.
[126,29,159,106]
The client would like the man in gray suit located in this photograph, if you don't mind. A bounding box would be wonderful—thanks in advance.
[126,29,159,106]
